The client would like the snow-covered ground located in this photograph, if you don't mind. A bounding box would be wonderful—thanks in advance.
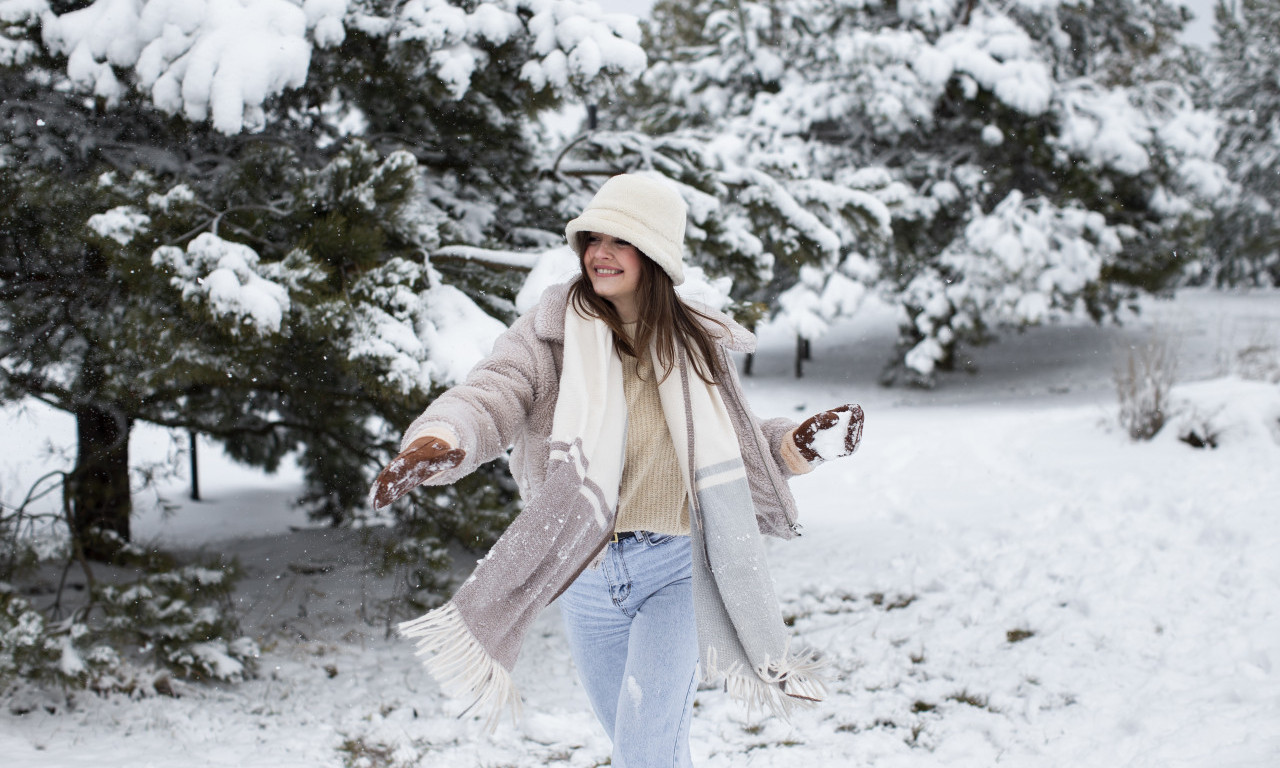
[3,289,1279,767]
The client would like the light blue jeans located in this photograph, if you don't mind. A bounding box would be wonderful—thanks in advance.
[558,532,699,768]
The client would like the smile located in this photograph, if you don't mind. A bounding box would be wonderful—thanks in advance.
[594,268,623,275]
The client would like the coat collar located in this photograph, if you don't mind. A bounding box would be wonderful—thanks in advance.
[531,280,757,354]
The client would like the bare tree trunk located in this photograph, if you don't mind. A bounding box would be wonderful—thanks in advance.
[189,430,200,501]
[68,403,132,561]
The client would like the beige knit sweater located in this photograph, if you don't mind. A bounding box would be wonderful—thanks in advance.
[615,333,690,535]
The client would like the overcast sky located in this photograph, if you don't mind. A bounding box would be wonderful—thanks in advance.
[1178,0,1218,48]
[595,0,654,17]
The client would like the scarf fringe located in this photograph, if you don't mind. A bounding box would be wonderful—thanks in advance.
[703,644,829,722]
[398,602,522,731]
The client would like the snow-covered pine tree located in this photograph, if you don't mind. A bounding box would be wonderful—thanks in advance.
[1207,0,1280,286]
[627,0,1225,385]
[0,0,645,562]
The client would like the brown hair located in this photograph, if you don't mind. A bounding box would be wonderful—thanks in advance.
[567,232,728,385]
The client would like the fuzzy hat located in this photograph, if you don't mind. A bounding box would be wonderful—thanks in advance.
[565,173,687,286]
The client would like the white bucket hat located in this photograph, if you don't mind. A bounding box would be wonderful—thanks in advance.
[565,173,687,286]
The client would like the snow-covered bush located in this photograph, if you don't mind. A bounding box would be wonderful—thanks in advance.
[1,546,256,690]
[1223,336,1280,384]
[898,193,1123,382]
[96,563,258,682]
[0,587,120,688]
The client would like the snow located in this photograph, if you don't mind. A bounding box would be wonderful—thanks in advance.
[152,232,302,336]
[38,0,646,133]
[937,11,1053,117]
[415,281,510,388]
[4,288,1278,766]
[345,257,509,394]
[43,0,318,133]
[398,0,646,98]
[86,205,151,245]
[807,407,856,461]
[1177,0,1219,48]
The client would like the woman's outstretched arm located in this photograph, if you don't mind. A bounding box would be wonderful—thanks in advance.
[371,313,547,506]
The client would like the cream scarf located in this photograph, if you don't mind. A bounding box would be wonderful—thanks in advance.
[399,304,826,727]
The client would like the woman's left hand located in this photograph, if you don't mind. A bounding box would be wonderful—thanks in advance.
[792,404,863,466]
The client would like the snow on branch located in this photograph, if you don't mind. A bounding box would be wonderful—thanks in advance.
[0,0,43,66]
[348,257,507,394]
[1054,84,1153,175]
[41,0,336,134]
[394,0,646,99]
[152,233,321,336]
[87,206,151,245]
[38,0,643,135]
[432,245,542,270]
[936,10,1053,117]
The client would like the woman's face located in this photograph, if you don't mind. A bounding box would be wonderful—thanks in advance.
[582,232,644,322]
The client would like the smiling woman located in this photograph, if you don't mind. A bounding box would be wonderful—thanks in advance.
[581,233,643,320]
[371,173,864,766]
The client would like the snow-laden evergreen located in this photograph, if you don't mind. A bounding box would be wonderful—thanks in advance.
[0,0,651,554]
[1206,0,1280,285]
[616,0,1225,383]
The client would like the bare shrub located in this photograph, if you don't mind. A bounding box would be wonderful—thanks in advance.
[1233,337,1280,383]
[1115,332,1179,441]
[1214,319,1280,383]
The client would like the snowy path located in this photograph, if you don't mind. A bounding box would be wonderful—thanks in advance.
[3,290,1279,767]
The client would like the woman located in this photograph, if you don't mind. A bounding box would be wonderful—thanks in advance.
[370,174,863,765]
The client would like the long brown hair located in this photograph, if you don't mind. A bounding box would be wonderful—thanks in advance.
[567,232,728,385]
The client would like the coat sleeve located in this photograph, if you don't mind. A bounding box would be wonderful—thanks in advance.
[399,312,543,485]
[758,416,807,478]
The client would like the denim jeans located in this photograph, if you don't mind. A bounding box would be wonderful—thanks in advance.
[558,532,699,768]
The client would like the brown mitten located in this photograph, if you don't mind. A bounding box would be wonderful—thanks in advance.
[793,404,864,465]
[369,437,466,509]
